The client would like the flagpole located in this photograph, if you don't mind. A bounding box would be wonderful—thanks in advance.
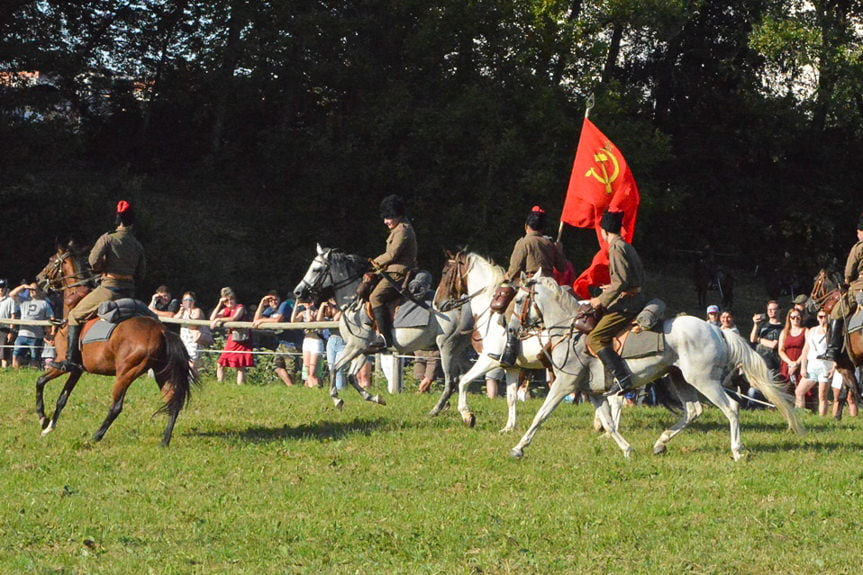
[557,94,595,243]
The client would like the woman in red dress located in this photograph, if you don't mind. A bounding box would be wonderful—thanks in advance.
[209,286,254,384]
[778,308,806,390]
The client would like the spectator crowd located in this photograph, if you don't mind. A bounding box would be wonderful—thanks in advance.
[1,274,860,417]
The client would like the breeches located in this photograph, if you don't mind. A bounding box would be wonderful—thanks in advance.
[586,311,635,353]
[829,289,861,319]
[68,285,132,325]
[369,272,406,308]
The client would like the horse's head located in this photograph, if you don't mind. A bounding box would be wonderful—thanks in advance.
[294,244,368,307]
[512,271,547,331]
[294,243,333,301]
[514,271,585,332]
[434,250,470,310]
[36,243,88,293]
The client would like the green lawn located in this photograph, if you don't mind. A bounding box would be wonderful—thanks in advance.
[1,366,861,574]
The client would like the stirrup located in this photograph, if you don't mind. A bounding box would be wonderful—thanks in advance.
[603,378,632,398]
[368,334,390,351]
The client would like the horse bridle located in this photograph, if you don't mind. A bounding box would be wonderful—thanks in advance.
[298,250,365,301]
[38,251,97,293]
[515,279,590,376]
[433,252,486,312]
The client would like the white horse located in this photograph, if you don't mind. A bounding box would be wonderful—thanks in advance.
[431,251,626,432]
[293,244,472,410]
[508,273,805,460]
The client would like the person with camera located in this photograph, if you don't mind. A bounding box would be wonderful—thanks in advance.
[210,286,253,384]
[291,297,323,387]
[252,291,297,387]
[148,285,180,333]
[750,301,783,373]
[174,291,209,368]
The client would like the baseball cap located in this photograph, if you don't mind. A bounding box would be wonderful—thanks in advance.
[706,305,720,314]
[0,279,6,288]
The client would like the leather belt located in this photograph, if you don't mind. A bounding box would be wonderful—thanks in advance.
[103,273,133,281]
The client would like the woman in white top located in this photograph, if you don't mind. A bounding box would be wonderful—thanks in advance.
[798,310,831,415]
[175,291,207,368]
[292,299,323,388]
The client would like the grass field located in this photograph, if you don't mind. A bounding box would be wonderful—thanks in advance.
[1,365,862,575]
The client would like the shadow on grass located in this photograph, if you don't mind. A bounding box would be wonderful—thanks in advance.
[188,416,394,443]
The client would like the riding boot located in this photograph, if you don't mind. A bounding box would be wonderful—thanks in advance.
[597,347,633,397]
[371,306,393,350]
[50,324,83,373]
[817,319,844,362]
[498,329,519,367]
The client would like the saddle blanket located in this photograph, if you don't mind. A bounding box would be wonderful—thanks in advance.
[81,299,159,345]
[619,326,665,359]
[848,308,863,335]
[82,320,117,345]
[394,300,433,329]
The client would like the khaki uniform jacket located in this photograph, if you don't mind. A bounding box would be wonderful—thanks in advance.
[844,240,863,293]
[598,235,646,314]
[373,221,417,275]
[89,226,146,290]
[505,231,567,281]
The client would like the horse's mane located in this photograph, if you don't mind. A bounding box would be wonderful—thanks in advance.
[535,275,582,315]
[328,248,367,271]
[466,252,505,292]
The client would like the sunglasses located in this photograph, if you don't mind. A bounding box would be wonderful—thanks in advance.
[182,298,194,302]
[790,315,801,320]
[817,314,827,319]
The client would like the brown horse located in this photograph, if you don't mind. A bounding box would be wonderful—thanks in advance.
[809,269,862,413]
[34,245,198,446]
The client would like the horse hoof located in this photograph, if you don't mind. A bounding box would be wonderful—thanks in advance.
[373,395,387,406]
[499,426,514,434]
[509,448,524,459]
[732,449,747,461]
[464,413,476,428]
[334,398,344,411]
[441,402,450,413]
[653,443,667,455]
[40,423,54,436]
[39,417,50,430]
[623,447,634,459]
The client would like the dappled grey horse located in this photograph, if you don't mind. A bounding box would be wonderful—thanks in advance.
[508,273,805,460]
[294,244,472,410]
[432,251,627,432]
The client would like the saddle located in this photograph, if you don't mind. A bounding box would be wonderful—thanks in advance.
[584,299,667,360]
[81,298,159,345]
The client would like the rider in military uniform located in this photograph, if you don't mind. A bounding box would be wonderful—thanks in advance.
[51,201,146,373]
[498,205,567,366]
[820,213,863,361]
[587,209,646,396]
[370,195,417,349]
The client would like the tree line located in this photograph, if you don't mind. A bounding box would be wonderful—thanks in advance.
[2,1,861,304]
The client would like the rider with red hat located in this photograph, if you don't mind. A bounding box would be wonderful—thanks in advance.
[497,205,568,367]
[51,201,146,373]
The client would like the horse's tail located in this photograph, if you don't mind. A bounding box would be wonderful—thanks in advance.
[156,330,199,415]
[721,330,805,436]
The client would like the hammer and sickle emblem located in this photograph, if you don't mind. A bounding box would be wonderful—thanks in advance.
[585,145,620,194]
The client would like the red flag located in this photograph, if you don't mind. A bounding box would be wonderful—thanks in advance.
[561,118,639,298]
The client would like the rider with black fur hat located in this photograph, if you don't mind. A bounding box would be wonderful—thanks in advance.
[51,201,146,373]
[587,208,646,396]
[820,212,863,361]
[369,194,417,349]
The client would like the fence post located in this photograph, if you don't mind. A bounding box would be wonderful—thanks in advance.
[378,353,403,394]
